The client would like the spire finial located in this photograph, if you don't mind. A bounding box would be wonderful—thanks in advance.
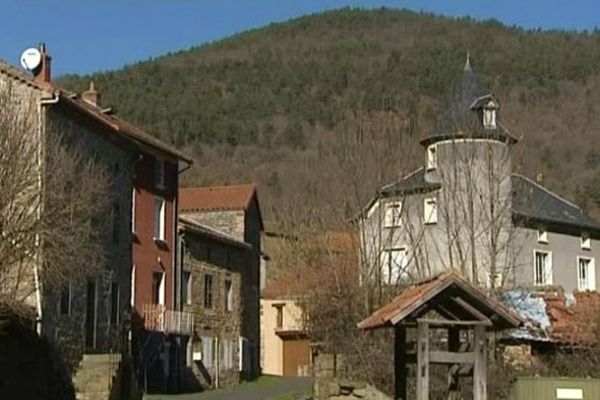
[464,50,472,72]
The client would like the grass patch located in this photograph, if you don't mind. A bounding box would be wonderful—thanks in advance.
[269,388,311,400]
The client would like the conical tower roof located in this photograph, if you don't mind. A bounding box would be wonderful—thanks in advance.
[420,54,517,146]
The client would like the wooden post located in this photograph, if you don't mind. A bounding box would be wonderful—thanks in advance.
[394,325,407,400]
[473,325,487,400]
[447,328,460,400]
[417,321,429,400]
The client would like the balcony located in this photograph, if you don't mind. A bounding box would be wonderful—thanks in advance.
[141,304,194,336]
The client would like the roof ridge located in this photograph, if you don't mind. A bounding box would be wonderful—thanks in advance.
[181,183,257,191]
[380,167,423,191]
[179,216,250,247]
[0,58,191,163]
[511,173,581,211]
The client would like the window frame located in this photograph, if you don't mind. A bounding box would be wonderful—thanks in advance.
[204,274,213,309]
[581,233,591,250]
[154,197,166,241]
[577,256,596,291]
[382,247,409,284]
[426,145,437,170]
[533,249,553,286]
[423,197,438,225]
[182,271,192,306]
[224,279,233,312]
[152,271,165,305]
[383,201,403,228]
[537,228,548,244]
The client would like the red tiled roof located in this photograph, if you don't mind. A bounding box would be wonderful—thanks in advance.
[179,184,258,212]
[0,60,192,163]
[358,271,523,331]
[261,279,298,300]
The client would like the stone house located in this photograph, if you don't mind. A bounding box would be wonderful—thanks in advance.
[178,216,250,389]
[360,56,600,293]
[0,44,194,398]
[179,184,263,382]
[0,45,134,364]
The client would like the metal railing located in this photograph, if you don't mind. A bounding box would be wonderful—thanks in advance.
[141,304,194,336]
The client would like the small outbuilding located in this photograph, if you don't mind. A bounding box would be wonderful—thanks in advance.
[358,271,523,400]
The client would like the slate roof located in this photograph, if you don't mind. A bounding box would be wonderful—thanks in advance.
[512,174,600,232]
[420,56,518,147]
[358,271,523,331]
[178,216,251,249]
[0,59,192,163]
[379,168,441,197]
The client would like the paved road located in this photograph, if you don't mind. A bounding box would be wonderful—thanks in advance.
[145,377,311,400]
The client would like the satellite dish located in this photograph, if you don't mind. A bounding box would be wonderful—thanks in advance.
[20,48,42,71]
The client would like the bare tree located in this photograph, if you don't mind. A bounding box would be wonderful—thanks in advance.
[0,84,111,318]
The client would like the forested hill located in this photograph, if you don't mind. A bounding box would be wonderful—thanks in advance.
[58,8,600,227]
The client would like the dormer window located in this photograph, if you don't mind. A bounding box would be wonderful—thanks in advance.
[427,145,437,170]
[483,100,497,129]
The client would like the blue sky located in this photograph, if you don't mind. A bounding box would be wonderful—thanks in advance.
[1,1,600,76]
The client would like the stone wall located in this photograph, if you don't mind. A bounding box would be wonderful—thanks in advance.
[182,230,248,390]
[313,352,390,400]
[40,103,134,366]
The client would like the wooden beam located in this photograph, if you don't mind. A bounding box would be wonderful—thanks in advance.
[429,351,474,364]
[416,318,490,327]
[417,321,429,400]
[451,297,493,326]
[394,325,407,400]
[447,327,460,399]
[473,325,487,400]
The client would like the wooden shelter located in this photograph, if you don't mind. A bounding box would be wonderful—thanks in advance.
[358,271,523,400]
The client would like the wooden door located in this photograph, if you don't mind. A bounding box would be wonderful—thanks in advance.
[282,338,310,377]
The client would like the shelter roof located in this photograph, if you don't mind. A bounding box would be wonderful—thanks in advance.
[358,271,523,331]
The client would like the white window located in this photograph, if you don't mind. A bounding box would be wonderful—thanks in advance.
[382,248,409,284]
[154,197,165,241]
[581,233,591,250]
[155,158,165,189]
[222,339,234,370]
[201,336,214,370]
[424,198,437,224]
[483,109,496,129]
[183,271,192,305]
[131,188,136,233]
[225,279,233,311]
[384,201,402,228]
[152,271,165,305]
[427,145,437,170]
[577,257,596,291]
[533,250,552,286]
[537,228,548,244]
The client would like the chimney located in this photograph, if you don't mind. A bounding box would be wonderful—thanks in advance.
[33,43,51,84]
[82,81,101,107]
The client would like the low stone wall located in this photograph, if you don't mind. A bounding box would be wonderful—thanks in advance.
[326,379,391,400]
[312,350,390,400]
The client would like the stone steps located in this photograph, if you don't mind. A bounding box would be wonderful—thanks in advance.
[73,354,121,400]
